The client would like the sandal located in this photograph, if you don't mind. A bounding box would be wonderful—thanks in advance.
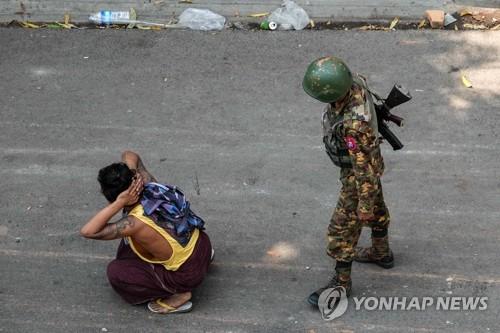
[147,299,193,314]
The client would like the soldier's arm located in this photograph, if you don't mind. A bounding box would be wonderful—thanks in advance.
[344,121,381,215]
[122,150,157,183]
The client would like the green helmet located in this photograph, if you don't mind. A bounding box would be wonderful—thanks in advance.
[302,56,353,103]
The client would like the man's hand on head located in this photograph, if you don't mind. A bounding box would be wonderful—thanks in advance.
[116,174,144,207]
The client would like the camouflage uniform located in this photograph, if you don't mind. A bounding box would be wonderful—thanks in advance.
[322,75,390,263]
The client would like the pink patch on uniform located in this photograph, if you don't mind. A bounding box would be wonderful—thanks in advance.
[345,136,358,151]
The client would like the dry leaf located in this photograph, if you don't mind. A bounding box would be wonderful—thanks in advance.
[137,25,151,30]
[179,0,192,3]
[459,8,473,17]
[56,22,77,29]
[46,23,62,29]
[359,25,386,31]
[249,12,269,18]
[64,13,70,25]
[491,24,500,30]
[21,21,40,28]
[463,23,487,30]
[389,17,400,29]
[309,19,315,28]
[128,8,137,29]
[418,19,426,29]
[461,74,473,88]
[359,25,373,30]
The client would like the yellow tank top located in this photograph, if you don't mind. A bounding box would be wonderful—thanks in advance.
[126,204,200,271]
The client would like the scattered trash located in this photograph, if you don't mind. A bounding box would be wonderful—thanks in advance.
[425,9,445,28]
[463,23,487,30]
[305,266,311,270]
[444,13,457,26]
[178,8,226,31]
[19,21,40,29]
[260,20,278,30]
[418,19,427,29]
[127,8,137,29]
[461,74,473,88]
[309,19,315,28]
[445,277,453,282]
[358,24,393,31]
[231,21,246,30]
[90,10,131,24]
[26,206,31,211]
[101,328,108,332]
[89,9,170,28]
[46,23,61,29]
[460,8,473,17]
[389,17,399,29]
[458,7,500,29]
[249,12,269,18]
[268,0,310,30]
[15,237,21,243]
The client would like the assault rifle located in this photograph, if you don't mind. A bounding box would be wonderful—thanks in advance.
[372,84,412,151]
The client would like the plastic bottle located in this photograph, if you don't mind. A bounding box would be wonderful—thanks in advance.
[89,11,131,25]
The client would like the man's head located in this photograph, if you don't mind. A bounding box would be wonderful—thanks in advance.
[302,56,353,103]
[97,162,134,202]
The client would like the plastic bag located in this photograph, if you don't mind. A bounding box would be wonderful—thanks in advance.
[178,8,226,31]
[268,0,310,30]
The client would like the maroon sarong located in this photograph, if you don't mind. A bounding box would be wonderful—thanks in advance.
[107,231,212,305]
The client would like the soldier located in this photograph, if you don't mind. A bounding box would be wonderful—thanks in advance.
[302,56,394,307]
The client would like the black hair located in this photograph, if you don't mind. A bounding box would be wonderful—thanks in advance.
[97,162,134,202]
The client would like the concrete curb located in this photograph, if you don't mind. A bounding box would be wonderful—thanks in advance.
[1,0,498,24]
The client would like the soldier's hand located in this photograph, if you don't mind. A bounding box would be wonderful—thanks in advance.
[358,211,375,221]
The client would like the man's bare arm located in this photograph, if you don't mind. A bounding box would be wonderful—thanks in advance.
[83,216,138,240]
[122,150,157,183]
[80,176,143,240]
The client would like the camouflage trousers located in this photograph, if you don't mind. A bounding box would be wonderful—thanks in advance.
[327,168,390,262]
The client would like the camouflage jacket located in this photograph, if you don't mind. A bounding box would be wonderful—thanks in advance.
[322,75,385,214]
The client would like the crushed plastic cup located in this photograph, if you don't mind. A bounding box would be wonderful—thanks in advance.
[178,8,226,31]
[268,0,310,30]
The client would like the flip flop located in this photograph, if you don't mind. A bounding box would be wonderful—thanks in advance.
[147,299,193,314]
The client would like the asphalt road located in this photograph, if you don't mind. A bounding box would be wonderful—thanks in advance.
[0,28,499,333]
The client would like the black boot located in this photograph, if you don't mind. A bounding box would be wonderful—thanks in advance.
[308,261,352,307]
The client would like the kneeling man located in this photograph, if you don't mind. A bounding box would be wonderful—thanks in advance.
[80,151,212,314]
